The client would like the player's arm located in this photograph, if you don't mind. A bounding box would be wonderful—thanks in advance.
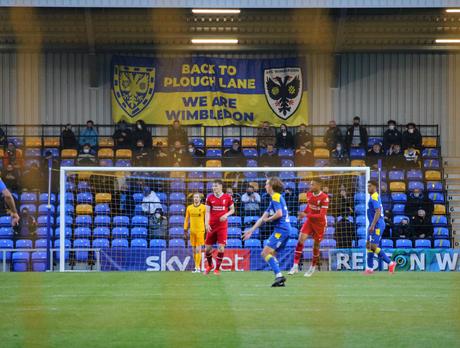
[183,207,190,238]
[2,187,19,226]
[263,208,283,223]
[205,205,211,232]
[219,204,235,222]
[369,207,381,233]
[306,197,329,219]
[243,211,269,240]
[298,204,309,218]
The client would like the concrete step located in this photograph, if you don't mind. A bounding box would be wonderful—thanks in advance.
[445,173,460,180]
[446,184,460,191]
[444,158,460,166]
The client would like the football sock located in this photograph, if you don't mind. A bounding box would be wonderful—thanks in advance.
[377,248,391,264]
[293,242,304,265]
[312,245,320,267]
[195,251,202,269]
[205,250,213,268]
[215,251,224,270]
[265,254,281,276]
[367,250,374,269]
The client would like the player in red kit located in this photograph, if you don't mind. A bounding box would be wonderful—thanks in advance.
[288,178,329,277]
[204,179,235,275]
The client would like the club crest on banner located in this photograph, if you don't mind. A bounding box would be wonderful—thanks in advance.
[113,65,156,118]
[264,67,302,120]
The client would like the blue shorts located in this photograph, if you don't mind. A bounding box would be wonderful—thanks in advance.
[368,221,385,245]
[266,228,290,252]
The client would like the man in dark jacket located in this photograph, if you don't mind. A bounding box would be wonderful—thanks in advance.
[60,124,78,149]
[223,140,245,167]
[345,116,368,151]
[294,145,314,166]
[167,120,188,146]
[132,120,152,149]
[409,209,433,241]
[383,120,402,152]
[294,124,313,150]
[112,120,132,149]
[275,124,295,149]
[324,120,343,151]
[366,143,384,169]
[402,122,422,150]
[260,144,281,167]
[405,188,434,219]
[385,144,405,169]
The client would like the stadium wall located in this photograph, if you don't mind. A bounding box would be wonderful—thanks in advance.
[0,52,458,156]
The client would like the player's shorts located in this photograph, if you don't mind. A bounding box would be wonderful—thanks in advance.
[300,221,327,243]
[189,231,205,247]
[205,227,227,246]
[368,221,386,245]
[266,228,290,252]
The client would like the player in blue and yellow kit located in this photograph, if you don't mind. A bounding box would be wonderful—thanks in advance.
[364,180,396,275]
[243,177,291,287]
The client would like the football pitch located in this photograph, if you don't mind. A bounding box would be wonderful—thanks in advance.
[1,272,459,348]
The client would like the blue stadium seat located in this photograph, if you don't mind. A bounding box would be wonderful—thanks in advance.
[406,169,423,181]
[192,138,204,147]
[169,215,185,227]
[20,192,38,203]
[381,239,393,248]
[357,239,367,248]
[94,215,111,227]
[93,227,110,239]
[434,227,449,239]
[77,192,93,204]
[16,239,33,249]
[423,159,440,169]
[244,239,261,248]
[370,170,387,181]
[169,239,186,248]
[169,227,184,238]
[54,227,72,240]
[115,159,131,167]
[389,170,405,181]
[74,227,92,239]
[206,171,222,179]
[323,227,334,239]
[357,227,367,239]
[0,227,13,239]
[93,238,110,249]
[246,159,258,167]
[243,216,259,225]
[169,192,186,204]
[243,149,258,158]
[224,138,238,147]
[150,239,167,249]
[302,239,315,259]
[35,239,51,249]
[133,193,144,204]
[320,239,336,258]
[393,215,409,225]
[244,172,258,179]
[289,227,299,239]
[20,204,37,215]
[432,215,448,227]
[43,148,59,157]
[206,149,222,157]
[0,239,13,260]
[298,181,310,192]
[280,171,295,180]
[227,227,242,238]
[434,239,450,248]
[408,181,425,192]
[354,192,366,203]
[61,159,75,166]
[31,251,47,272]
[392,204,406,214]
[39,193,56,205]
[428,192,445,204]
[368,137,383,147]
[226,239,242,248]
[75,215,92,227]
[134,205,144,216]
[112,238,129,249]
[228,216,242,227]
[95,204,110,215]
[288,215,297,228]
[112,227,129,239]
[169,204,186,215]
[77,181,91,192]
[188,171,204,179]
[327,216,335,227]
[354,203,366,214]
[36,227,51,238]
[286,239,298,249]
[131,227,147,239]
[12,252,30,272]
[349,148,366,158]
[99,159,113,167]
[54,239,71,260]
[391,193,408,203]
[8,137,23,147]
[426,181,443,192]
[281,159,294,167]
[396,239,412,249]
[171,181,186,191]
[113,216,130,227]
[188,182,204,192]
[73,239,91,262]
[356,215,366,227]
[415,239,432,248]
[422,148,439,158]
[131,215,148,227]
[131,239,148,249]
[278,149,294,157]
[38,204,55,216]
[314,159,329,167]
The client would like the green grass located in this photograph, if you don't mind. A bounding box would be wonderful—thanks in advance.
[0,272,459,348]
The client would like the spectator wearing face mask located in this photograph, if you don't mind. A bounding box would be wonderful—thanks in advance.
[383,209,393,239]
[294,124,312,150]
[409,209,433,241]
[133,139,152,166]
[383,120,402,152]
[405,188,434,219]
[113,120,132,150]
[294,145,313,166]
[393,217,411,241]
[345,116,368,151]
[402,122,422,150]
[324,120,343,151]
[79,120,98,150]
[257,121,276,148]
[330,143,349,166]
[187,143,205,167]
[77,143,97,166]
[167,120,188,146]
[14,207,37,241]
[132,120,152,149]
[60,124,78,150]
[275,124,295,149]
[333,185,353,217]
[241,185,261,215]
[385,144,405,169]
[366,143,384,170]
[3,142,24,171]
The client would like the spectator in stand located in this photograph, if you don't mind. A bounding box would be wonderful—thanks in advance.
[324,120,343,151]
[187,143,205,167]
[60,124,78,149]
[334,216,356,248]
[76,143,97,166]
[170,140,191,167]
[333,185,353,217]
[403,146,421,169]
[402,122,422,150]
[226,187,241,213]
[223,140,245,167]
[383,209,393,239]
[113,120,132,149]
[132,120,152,149]
[141,186,162,215]
[294,145,314,166]
[275,124,295,150]
[13,206,37,242]
[241,185,261,215]
[79,120,98,150]
[257,121,276,148]
[294,123,312,150]
[260,144,280,167]
[3,142,24,171]
[392,217,411,241]
[22,162,42,191]
[345,116,368,152]
[133,139,152,167]
[405,188,434,219]
[2,164,19,192]
[409,209,433,241]
[330,143,349,166]
[383,120,402,152]
[385,144,405,169]
[283,186,297,210]
[167,120,188,146]
[0,127,7,148]
[152,142,169,166]
[366,143,384,169]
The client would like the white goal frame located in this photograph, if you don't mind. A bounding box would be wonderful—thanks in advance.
[59,166,370,272]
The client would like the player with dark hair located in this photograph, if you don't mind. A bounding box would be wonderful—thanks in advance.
[243,177,291,287]
[364,180,396,275]
[204,179,235,275]
[288,178,329,277]
[0,177,19,226]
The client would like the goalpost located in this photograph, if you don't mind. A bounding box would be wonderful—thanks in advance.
[58,166,370,272]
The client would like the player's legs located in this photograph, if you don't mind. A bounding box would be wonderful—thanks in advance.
[214,229,227,274]
[288,231,309,275]
[204,230,217,274]
[261,246,285,287]
[304,238,321,277]
[190,233,199,272]
[365,226,395,274]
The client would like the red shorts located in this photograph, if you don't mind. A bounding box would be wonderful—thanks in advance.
[205,227,228,246]
[300,221,326,242]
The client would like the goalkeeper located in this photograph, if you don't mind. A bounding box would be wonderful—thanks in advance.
[184,193,206,273]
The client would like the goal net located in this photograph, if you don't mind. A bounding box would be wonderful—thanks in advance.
[57,166,370,272]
